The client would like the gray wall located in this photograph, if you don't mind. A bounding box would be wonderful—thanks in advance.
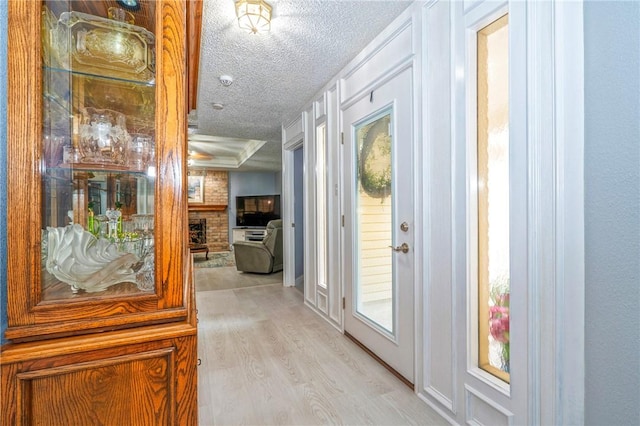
[228,171,281,242]
[275,171,282,194]
[584,1,640,425]
[1,1,8,345]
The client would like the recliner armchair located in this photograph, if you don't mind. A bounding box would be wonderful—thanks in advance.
[233,219,283,274]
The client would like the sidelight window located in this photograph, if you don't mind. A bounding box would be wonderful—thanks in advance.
[316,123,328,289]
[477,13,510,383]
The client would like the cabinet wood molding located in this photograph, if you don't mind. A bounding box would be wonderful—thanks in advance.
[187,0,203,111]
[1,332,198,425]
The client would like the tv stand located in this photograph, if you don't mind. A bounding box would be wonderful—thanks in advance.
[232,227,267,243]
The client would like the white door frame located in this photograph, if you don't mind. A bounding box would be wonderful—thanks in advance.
[282,118,305,288]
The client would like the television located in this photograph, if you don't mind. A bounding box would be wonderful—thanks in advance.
[235,194,281,227]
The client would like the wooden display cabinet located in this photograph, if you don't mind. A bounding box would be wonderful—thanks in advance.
[2,1,198,424]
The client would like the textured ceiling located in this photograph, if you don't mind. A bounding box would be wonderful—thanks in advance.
[188,0,413,171]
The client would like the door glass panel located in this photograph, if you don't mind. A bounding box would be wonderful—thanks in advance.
[41,0,156,300]
[477,14,510,382]
[355,109,393,334]
[316,124,328,289]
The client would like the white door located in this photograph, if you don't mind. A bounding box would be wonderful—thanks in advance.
[342,67,414,383]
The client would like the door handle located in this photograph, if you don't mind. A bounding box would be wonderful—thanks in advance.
[388,243,409,253]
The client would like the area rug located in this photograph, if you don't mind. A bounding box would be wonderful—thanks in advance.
[193,251,236,268]
[195,266,283,291]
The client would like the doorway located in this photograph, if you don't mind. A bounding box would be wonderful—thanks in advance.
[342,66,415,384]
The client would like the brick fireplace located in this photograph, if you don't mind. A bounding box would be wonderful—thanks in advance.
[187,170,229,252]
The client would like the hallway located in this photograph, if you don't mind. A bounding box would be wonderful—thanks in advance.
[196,283,447,425]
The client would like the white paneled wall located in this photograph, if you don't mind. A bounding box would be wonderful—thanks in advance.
[419,0,455,413]
[281,1,585,423]
[325,86,342,326]
[340,19,415,106]
[282,3,420,333]
[302,106,317,309]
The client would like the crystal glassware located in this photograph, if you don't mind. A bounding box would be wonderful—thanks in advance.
[107,7,135,24]
[58,10,155,83]
[77,108,130,167]
[105,208,122,239]
[130,134,152,171]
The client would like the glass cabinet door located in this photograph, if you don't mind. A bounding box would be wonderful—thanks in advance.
[5,0,186,341]
[41,0,157,299]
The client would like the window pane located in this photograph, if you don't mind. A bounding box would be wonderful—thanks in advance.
[355,110,393,333]
[316,124,327,288]
[477,14,510,382]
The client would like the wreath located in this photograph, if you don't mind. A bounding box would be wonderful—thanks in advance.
[358,115,392,198]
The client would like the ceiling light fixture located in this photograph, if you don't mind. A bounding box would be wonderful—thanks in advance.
[235,0,272,34]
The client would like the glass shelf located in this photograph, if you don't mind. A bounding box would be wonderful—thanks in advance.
[42,66,156,177]
[45,164,155,175]
[44,65,156,87]
[43,67,155,131]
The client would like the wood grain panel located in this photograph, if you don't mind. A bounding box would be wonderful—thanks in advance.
[0,364,19,426]
[19,349,174,425]
[187,0,203,111]
[2,327,195,367]
[155,0,188,308]
[7,310,186,343]
[174,335,199,424]
[2,321,197,424]
[7,0,42,330]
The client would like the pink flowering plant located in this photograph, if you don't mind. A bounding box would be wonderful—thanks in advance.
[489,285,510,372]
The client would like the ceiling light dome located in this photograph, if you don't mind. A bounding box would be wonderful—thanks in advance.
[235,0,272,34]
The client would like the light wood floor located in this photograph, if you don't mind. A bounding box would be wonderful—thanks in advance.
[196,283,448,425]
